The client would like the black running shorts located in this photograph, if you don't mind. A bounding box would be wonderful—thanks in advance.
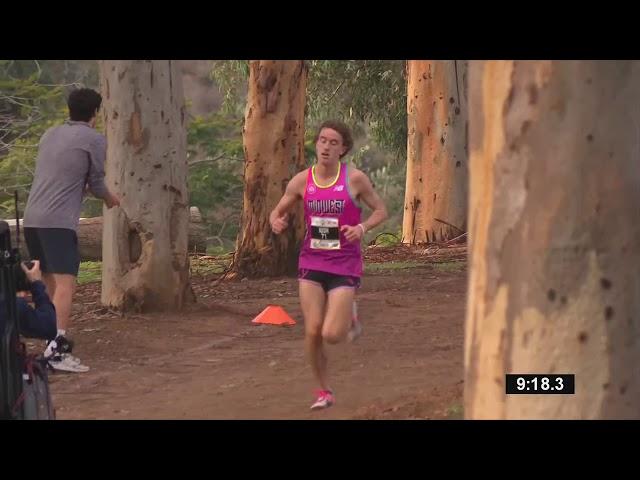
[24,227,81,276]
[298,268,361,292]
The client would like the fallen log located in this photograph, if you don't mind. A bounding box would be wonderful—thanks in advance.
[7,214,208,261]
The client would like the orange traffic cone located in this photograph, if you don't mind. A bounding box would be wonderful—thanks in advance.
[252,305,296,326]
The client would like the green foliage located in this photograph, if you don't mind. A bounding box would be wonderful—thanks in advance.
[306,60,407,158]
[364,260,423,273]
[206,245,229,255]
[187,112,244,249]
[187,112,244,160]
[371,231,403,247]
[210,60,249,116]
[211,60,408,158]
[77,261,102,285]
[0,61,69,216]
[0,60,102,217]
[354,153,406,244]
[79,257,234,284]
[432,260,466,273]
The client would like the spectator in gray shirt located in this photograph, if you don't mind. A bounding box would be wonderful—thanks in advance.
[23,88,120,373]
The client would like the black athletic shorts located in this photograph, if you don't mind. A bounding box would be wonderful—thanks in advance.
[24,227,81,276]
[298,269,361,292]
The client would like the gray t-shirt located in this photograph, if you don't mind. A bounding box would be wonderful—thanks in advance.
[24,120,109,231]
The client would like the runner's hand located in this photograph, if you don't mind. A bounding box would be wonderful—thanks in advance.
[341,224,365,243]
[270,213,289,234]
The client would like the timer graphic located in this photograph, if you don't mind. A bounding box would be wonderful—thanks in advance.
[505,374,575,394]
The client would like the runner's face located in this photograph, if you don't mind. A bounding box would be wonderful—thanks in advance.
[316,128,346,166]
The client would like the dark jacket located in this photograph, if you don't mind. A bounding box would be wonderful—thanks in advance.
[0,280,56,340]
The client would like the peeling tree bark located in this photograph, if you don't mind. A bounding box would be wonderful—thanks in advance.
[465,61,640,419]
[99,60,192,312]
[402,60,468,244]
[233,60,307,278]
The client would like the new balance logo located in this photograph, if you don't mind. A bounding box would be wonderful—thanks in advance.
[333,185,344,192]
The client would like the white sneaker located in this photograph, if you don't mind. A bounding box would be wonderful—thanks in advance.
[44,335,89,373]
[49,353,90,373]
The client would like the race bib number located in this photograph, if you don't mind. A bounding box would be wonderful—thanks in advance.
[310,216,340,250]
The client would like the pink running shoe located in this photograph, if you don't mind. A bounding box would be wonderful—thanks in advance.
[310,390,335,410]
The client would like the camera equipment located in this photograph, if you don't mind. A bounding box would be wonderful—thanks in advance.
[0,192,55,419]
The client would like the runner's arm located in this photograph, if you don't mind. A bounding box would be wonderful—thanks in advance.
[269,171,306,232]
[354,171,388,234]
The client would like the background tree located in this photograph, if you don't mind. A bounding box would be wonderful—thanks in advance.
[232,60,308,278]
[402,60,468,244]
[99,60,192,311]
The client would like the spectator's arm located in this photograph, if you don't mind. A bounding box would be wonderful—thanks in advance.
[17,281,56,340]
[86,135,109,199]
